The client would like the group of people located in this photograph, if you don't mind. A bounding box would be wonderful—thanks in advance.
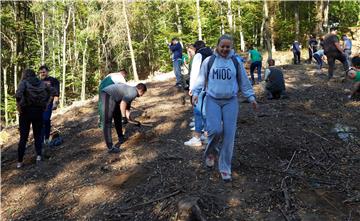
[167,30,358,181]
[291,28,353,81]
[170,34,288,182]
[15,66,59,168]
[14,29,358,183]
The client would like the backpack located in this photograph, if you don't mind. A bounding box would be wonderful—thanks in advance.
[23,80,50,109]
[197,47,213,63]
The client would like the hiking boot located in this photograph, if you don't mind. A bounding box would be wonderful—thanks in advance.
[108,146,120,153]
[205,154,215,168]
[184,137,202,147]
[220,171,232,182]
[17,162,23,169]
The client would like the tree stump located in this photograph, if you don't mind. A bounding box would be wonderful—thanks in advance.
[176,197,206,221]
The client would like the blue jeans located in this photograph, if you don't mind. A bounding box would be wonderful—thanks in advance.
[194,91,206,132]
[173,59,182,84]
[41,102,53,142]
[205,96,238,174]
[313,54,323,69]
[250,61,262,83]
[344,49,351,66]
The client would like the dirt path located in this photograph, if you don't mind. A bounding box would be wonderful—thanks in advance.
[1,63,360,220]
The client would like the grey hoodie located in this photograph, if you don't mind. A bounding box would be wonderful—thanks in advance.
[192,50,255,102]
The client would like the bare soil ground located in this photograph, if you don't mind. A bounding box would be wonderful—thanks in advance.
[1,61,360,221]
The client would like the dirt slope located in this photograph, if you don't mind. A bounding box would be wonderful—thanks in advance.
[1,62,360,221]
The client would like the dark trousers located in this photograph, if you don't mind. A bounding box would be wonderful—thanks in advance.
[266,83,285,99]
[42,102,53,142]
[250,61,262,83]
[308,47,317,61]
[293,51,301,64]
[326,52,349,78]
[101,92,123,149]
[18,107,44,162]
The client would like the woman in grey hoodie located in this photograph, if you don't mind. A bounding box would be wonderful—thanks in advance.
[192,35,258,182]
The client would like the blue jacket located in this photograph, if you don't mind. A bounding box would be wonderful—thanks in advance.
[192,50,255,102]
[169,42,183,61]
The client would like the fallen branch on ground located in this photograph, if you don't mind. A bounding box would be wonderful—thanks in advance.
[119,190,182,211]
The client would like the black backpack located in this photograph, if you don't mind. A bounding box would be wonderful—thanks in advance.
[23,80,51,109]
[197,47,213,63]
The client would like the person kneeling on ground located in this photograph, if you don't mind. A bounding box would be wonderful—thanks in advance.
[100,83,147,153]
[264,59,287,100]
[347,56,360,100]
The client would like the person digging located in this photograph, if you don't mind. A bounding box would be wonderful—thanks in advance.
[100,83,147,153]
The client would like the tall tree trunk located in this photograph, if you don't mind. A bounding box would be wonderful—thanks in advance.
[260,10,265,48]
[72,8,78,95]
[52,27,56,77]
[196,0,202,40]
[41,8,45,64]
[52,4,56,77]
[226,0,233,32]
[122,0,139,81]
[315,0,324,33]
[263,0,272,59]
[220,5,225,35]
[175,3,182,34]
[60,6,72,108]
[237,6,245,51]
[81,37,88,101]
[323,0,329,32]
[13,2,19,123]
[295,7,300,40]
[4,67,9,127]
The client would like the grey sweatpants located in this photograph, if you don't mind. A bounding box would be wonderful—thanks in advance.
[204,95,239,174]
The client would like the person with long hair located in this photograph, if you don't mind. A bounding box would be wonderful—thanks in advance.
[15,69,53,168]
[192,35,258,182]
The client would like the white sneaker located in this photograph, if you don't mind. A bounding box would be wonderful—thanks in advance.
[190,126,195,131]
[184,137,202,147]
[189,122,195,127]
[36,155,42,164]
[205,154,215,168]
[200,134,208,144]
[16,162,23,168]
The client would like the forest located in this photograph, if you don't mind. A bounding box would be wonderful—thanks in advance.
[1,0,359,127]
[1,1,360,220]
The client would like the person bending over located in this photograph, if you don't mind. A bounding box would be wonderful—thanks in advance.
[100,83,147,153]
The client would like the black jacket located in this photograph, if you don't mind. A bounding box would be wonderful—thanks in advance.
[16,77,54,110]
